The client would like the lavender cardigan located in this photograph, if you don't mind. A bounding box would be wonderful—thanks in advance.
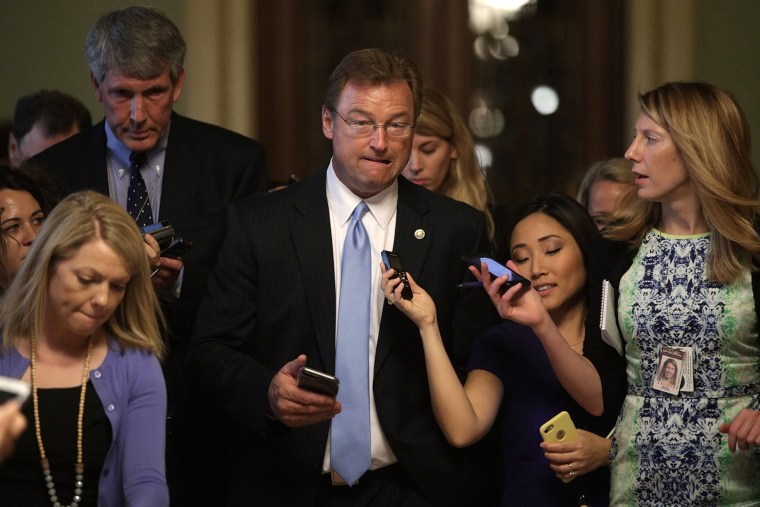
[0,337,169,507]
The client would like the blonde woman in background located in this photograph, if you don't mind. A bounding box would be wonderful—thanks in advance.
[403,87,495,241]
[576,157,635,230]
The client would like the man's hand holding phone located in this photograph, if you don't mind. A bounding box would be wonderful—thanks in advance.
[141,231,183,291]
[267,354,341,428]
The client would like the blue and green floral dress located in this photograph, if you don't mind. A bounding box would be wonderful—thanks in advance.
[610,229,760,505]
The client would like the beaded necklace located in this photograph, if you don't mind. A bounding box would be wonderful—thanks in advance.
[30,335,93,507]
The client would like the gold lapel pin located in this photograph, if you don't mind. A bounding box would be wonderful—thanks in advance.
[414,229,425,240]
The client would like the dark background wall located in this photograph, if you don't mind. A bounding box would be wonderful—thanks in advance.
[1,0,758,208]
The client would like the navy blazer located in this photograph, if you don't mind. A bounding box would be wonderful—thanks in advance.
[32,112,269,343]
[187,170,501,506]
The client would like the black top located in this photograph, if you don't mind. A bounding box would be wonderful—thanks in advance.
[0,381,112,506]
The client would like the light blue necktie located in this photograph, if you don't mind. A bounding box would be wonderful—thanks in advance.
[331,201,371,485]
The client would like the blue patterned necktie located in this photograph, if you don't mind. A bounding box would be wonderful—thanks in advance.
[127,152,154,227]
[331,201,371,485]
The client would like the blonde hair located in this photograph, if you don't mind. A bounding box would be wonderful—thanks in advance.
[605,82,760,283]
[576,157,634,209]
[1,191,166,358]
[415,87,494,240]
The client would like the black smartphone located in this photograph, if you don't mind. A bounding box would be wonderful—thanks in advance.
[139,221,193,259]
[161,237,193,259]
[139,220,173,244]
[462,255,531,293]
[297,367,340,397]
[0,376,30,404]
[381,250,413,300]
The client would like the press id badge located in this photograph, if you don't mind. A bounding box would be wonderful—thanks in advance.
[652,346,685,395]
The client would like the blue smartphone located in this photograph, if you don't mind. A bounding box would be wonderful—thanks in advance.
[462,255,530,292]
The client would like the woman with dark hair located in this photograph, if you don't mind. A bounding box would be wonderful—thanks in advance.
[0,164,54,291]
[383,194,625,505]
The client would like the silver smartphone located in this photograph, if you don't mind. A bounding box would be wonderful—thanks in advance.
[297,367,340,397]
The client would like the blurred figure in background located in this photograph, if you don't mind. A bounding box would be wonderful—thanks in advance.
[8,90,91,168]
[576,157,634,230]
[403,86,495,241]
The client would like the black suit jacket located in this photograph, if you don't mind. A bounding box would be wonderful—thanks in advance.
[32,112,268,343]
[186,170,500,506]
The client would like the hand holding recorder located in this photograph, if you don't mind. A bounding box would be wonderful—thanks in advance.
[381,258,438,330]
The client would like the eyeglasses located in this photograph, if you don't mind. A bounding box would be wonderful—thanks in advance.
[332,110,414,138]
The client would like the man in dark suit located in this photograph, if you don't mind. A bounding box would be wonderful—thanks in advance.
[187,48,499,506]
[31,6,267,505]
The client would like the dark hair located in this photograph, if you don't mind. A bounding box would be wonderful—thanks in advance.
[86,6,186,83]
[0,164,51,215]
[0,163,57,289]
[324,48,423,118]
[11,90,91,141]
[506,194,600,277]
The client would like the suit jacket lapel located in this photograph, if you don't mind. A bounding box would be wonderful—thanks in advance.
[375,178,433,373]
[69,120,109,194]
[291,171,338,373]
[161,113,200,228]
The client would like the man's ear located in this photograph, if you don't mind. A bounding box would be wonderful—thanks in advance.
[90,71,104,103]
[8,133,20,167]
[172,69,186,103]
[322,106,334,140]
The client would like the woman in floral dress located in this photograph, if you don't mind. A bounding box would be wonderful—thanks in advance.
[601,81,760,504]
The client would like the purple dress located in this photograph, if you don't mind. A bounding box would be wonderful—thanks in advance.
[468,321,619,506]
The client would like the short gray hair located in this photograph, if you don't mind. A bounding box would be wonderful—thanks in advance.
[86,6,186,84]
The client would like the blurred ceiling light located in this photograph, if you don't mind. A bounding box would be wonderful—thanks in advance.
[469,104,505,138]
[531,85,559,115]
[469,0,536,34]
[474,143,493,172]
[490,34,520,59]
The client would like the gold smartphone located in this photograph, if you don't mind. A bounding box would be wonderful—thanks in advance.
[539,411,579,483]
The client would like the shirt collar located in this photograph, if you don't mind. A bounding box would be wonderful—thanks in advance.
[104,121,170,178]
[326,159,398,230]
